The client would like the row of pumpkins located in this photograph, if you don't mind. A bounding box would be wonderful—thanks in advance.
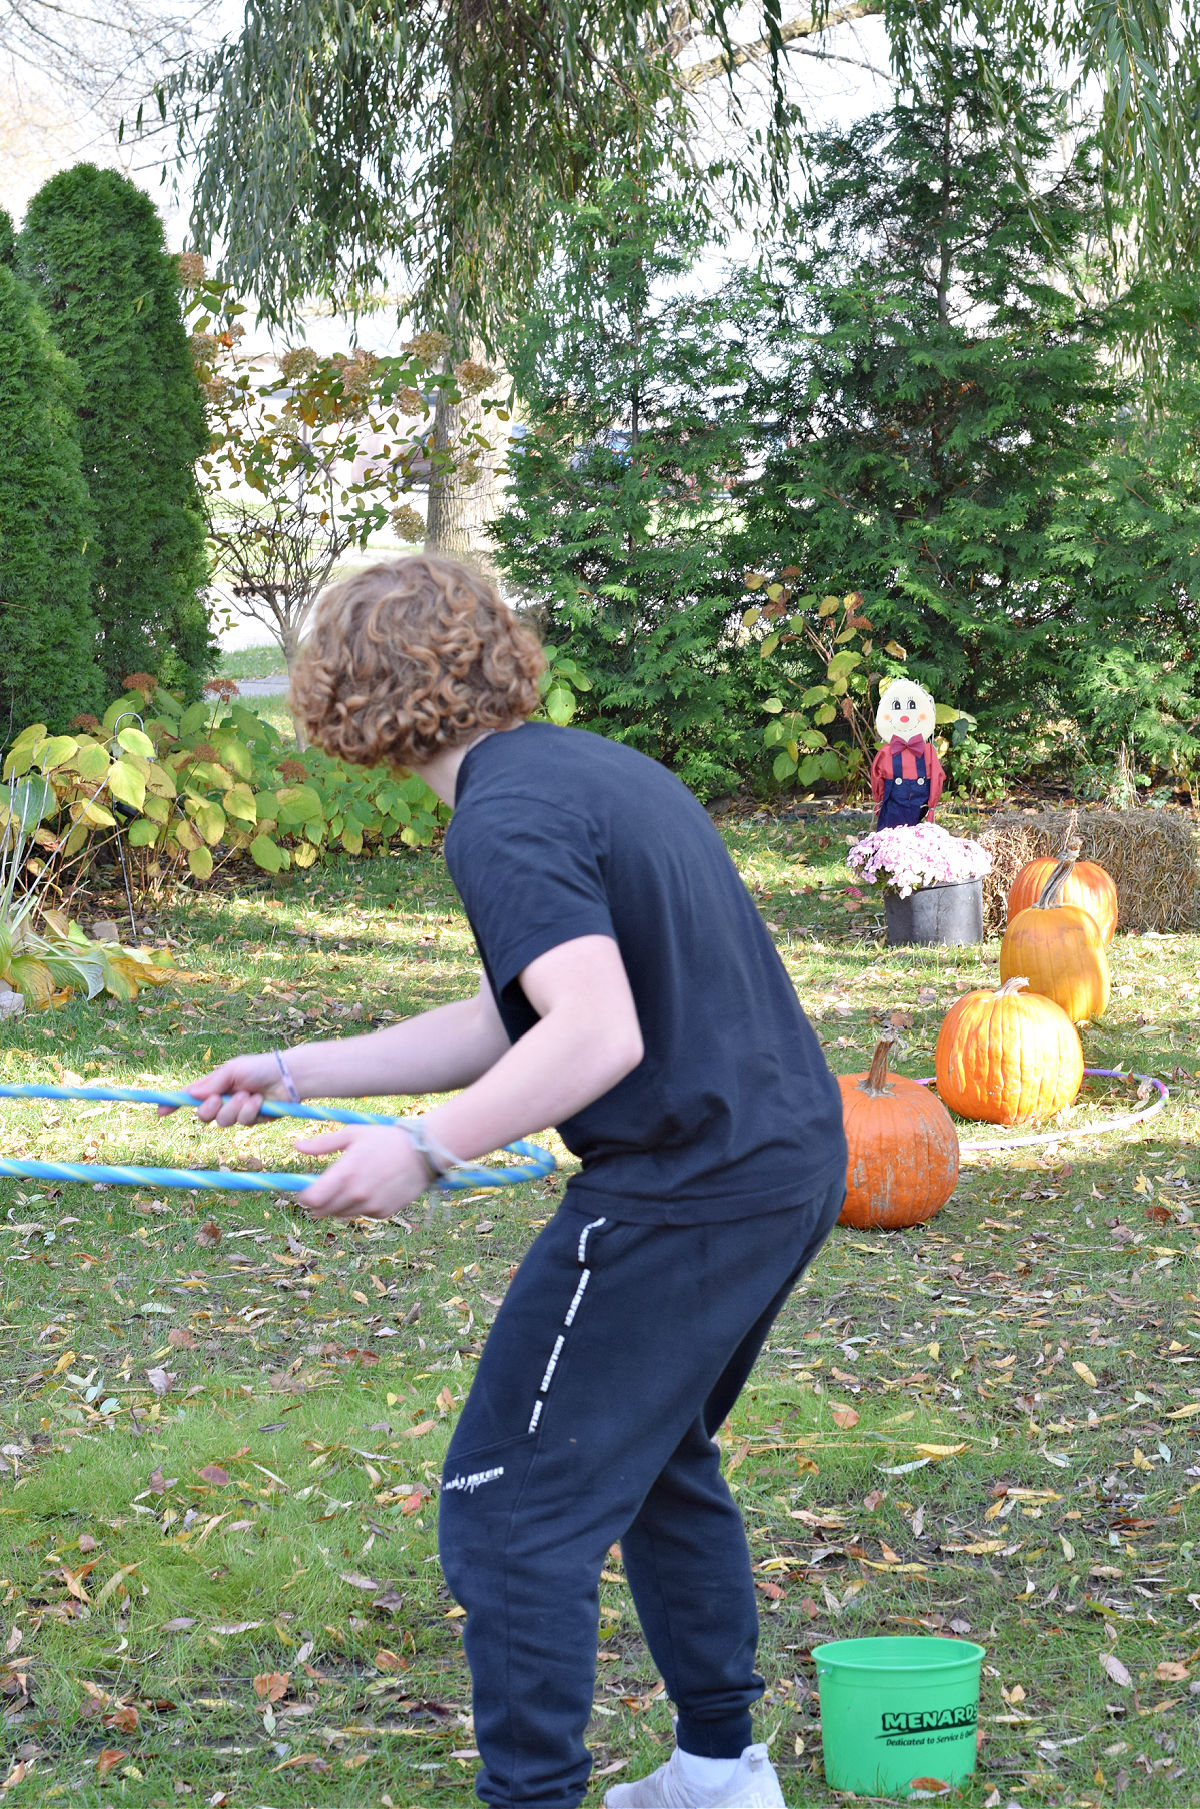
[838,832,1118,1230]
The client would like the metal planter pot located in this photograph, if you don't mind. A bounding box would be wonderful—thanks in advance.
[883,878,984,947]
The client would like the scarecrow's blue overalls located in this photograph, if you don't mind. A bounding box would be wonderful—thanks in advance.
[875,746,930,830]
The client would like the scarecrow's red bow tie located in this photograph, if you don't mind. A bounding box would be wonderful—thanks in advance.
[888,734,925,753]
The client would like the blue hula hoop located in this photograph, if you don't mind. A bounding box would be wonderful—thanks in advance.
[0,1083,556,1196]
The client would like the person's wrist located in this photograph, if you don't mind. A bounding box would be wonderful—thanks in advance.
[271,1048,302,1102]
[400,1116,465,1181]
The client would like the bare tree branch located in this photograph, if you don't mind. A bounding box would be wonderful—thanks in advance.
[677,1,885,90]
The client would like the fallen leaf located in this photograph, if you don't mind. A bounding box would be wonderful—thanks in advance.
[198,1464,230,1486]
[147,1366,175,1398]
[162,1617,196,1632]
[270,1753,332,1773]
[253,1672,290,1702]
[95,1751,126,1778]
[167,1327,197,1349]
[340,1571,382,1592]
[374,1648,407,1672]
[1072,1360,1099,1389]
[103,1705,139,1734]
[913,1442,967,1461]
[197,1221,221,1247]
[1100,1653,1133,1690]
[831,1404,860,1430]
[1155,1661,1190,1683]
[211,1620,263,1635]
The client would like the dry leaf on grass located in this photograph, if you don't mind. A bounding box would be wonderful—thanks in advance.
[1100,1653,1133,1690]
[253,1672,290,1702]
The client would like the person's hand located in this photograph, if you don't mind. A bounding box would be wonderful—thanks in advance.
[161,1053,287,1127]
[293,1124,431,1220]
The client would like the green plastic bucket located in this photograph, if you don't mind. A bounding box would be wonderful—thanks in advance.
[814,1635,985,1797]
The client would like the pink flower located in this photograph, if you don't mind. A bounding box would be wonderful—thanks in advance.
[847,824,991,898]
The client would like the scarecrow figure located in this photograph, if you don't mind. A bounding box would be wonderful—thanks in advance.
[871,677,945,830]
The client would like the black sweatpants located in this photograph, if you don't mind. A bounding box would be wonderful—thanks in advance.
[438,1177,845,1809]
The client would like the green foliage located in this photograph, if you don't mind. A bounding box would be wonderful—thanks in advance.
[730,51,1200,792]
[160,1,738,337]
[0,264,101,735]
[2,683,446,898]
[0,774,174,1007]
[752,585,890,793]
[184,268,450,666]
[160,3,1199,348]
[493,174,757,797]
[0,210,14,270]
[18,164,214,697]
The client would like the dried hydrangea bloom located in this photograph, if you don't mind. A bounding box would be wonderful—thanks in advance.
[453,358,498,398]
[402,328,450,364]
[177,251,206,288]
[122,672,156,693]
[278,346,320,381]
[391,503,426,544]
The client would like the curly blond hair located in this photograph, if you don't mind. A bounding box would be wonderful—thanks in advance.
[290,557,545,769]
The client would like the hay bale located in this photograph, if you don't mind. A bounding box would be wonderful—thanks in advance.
[975,808,1200,936]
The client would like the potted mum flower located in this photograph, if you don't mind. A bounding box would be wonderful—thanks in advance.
[847,822,992,946]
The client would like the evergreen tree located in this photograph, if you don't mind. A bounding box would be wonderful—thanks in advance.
[0,211,14,270]
[731,52,1145,775]
[492,175,754,796]
[0,265,100,733]
[19,164,214,695]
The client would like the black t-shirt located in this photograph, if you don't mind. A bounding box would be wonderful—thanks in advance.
[443,722,846,1224]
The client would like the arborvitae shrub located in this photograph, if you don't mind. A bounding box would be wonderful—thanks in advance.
[19,164,213,696]
[0,264,100,732]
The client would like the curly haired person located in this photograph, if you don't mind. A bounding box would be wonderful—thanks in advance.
[181,556,847,1809]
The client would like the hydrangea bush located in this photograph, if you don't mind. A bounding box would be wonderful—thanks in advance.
[847,823,992,897]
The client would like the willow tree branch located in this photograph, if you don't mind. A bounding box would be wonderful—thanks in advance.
[677,0,885,89]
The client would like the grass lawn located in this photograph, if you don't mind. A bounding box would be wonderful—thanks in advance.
[0,815,1197,1806]
[215,645,289,685]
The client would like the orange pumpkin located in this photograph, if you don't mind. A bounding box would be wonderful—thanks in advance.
[1000,853,1110,1022]
[1007,820,1117,946]
[838,1032,960,1229]
[935,976,1084,1125]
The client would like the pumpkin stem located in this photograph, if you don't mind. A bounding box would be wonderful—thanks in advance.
[996,976,1030,996]
[1034,852,1079,909]
[859,1028,897,1097]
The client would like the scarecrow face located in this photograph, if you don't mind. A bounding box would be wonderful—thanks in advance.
[876,679,936,744]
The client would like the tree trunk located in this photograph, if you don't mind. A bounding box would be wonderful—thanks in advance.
[425,337,505,576]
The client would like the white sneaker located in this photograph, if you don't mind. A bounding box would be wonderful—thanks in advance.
[604,1743,786,1808]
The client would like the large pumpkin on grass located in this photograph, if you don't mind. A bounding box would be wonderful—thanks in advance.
[1008,820,1117,946]
[1001,853,1110,1022]
[838,1032,960,1228]
[935,976,1084,1125]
